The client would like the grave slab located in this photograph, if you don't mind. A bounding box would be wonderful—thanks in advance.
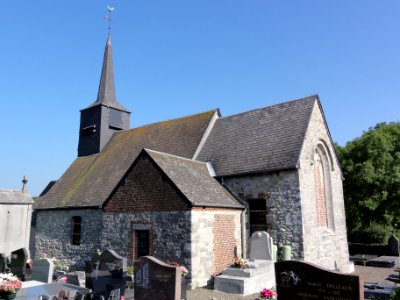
[366,256,399,268]
[32,259,53,283]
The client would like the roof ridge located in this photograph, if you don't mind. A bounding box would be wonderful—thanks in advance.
[219,94,318,120]
[145,148,206,165]
[123,109,219,133]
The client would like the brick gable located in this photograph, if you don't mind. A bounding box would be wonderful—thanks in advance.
[104,155,190,212]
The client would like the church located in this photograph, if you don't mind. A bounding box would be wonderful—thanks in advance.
[33,34,351,288]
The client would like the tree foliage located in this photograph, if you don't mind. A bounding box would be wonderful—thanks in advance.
[336,122,400,242]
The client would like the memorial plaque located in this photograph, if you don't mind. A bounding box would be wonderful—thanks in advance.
[275,261,364,300]
[10,248,28,279]
[134,256,182,300]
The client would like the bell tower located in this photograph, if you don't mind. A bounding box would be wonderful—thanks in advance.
[78,34,130,157]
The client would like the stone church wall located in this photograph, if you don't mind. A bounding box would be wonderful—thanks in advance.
[223,172,304,259]
[34,209,103,269]
[191,208,242,288]
[298,102,351,272]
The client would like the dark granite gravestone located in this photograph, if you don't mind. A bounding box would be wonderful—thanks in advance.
[32,258,54,283]
[85,249,127,300]
[388,233,400,256]
[366,256,398,268]
[0,254,5,272]
[275,261,364,300]
[10,248,28,279]
[134,256,182,300]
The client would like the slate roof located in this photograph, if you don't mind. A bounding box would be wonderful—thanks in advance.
[34,110,218,210]
[196,96,318,176]
[145,149,243,209]
[0,190,34,204]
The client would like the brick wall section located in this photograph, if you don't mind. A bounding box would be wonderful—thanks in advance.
[298,101,351,272]
[191,208,242,288]
[105,155,190,212]
[213,214,236,275]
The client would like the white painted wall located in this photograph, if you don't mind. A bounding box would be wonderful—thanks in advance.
[0,203,33,257]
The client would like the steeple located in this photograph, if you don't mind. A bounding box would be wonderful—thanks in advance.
[86,34,129,112]
[77,34,131,157]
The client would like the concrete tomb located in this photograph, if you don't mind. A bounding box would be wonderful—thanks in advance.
[214,231,276,296]
[134,256,182,300]
[85,249,127,300]
[32,258,54,283]
[275,260,363,300]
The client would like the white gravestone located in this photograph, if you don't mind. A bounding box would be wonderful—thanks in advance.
[250,231,273,261]
[32,258,54,283]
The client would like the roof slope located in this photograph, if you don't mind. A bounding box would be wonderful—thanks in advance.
[197,96,317,176]
[0,190,34,204]
[146,150,243,208]
[34,110,217,210]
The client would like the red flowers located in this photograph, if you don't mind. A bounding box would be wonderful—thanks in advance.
[257,288,276,300]
[0,273,22,293]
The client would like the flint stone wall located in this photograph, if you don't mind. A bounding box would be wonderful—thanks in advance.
[223,171,304,259]
[34,209,103,269]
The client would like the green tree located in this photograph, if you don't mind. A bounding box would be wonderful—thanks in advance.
[336,122,400,243]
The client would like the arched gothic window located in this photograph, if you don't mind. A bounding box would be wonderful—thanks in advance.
[314,142,334,229]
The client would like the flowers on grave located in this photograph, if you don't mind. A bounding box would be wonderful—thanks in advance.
[233,256,248,269]
[0,273,22,293]
[50,257,66,271]
[255,288,276,300]
[164,260,189,277]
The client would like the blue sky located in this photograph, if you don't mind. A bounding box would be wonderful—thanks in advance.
[1,1,399,196]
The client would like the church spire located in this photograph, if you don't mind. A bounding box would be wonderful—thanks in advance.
[77,33,131,157]
[97,33,117,105]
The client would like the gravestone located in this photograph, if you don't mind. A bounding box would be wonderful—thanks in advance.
[275,260,363,300]
[10,247,28,279]
[388,233,400,256]
[0,254,5,272]
[85,249,127,299]
[134,256,182,300]
[32,258,54,283]
[214,231,275,295]
[250,231,273,260]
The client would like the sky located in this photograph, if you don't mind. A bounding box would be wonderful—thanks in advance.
[1,1,399,196]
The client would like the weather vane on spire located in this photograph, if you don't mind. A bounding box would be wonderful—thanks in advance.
[104,5,114,33]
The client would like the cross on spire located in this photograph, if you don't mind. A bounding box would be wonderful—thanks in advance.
[104,5,114,33]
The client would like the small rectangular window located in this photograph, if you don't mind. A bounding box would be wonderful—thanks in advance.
[71,216,82,245]
[136,230,150,257]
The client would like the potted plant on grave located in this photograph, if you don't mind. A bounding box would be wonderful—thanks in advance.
[0,273,22,300]
[233,256,248,269]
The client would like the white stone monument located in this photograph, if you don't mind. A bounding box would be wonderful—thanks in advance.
[214,231,276,295]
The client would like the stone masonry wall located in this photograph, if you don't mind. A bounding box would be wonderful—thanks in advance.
[101,211,191,268]
[298,100,351,272]
[191,208,242,288]
[223,171,304,259]
[34,209,103,270]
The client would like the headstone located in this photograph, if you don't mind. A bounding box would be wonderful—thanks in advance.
[0,254,5,272]
[250,231,273,261]
[85,249,127,299]
[10,247,28,279]
[32,258,54,283]
[134,256,182,300]
[275,261,363,300]
[388,233,400,256]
